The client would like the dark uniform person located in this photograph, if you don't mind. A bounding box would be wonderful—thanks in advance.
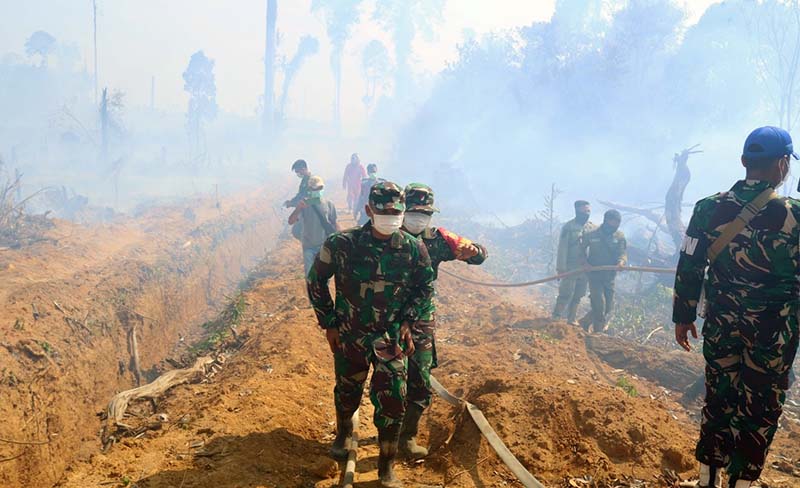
[553,200,595,324]
[284,159,312,208]
[399,183,488,459]
[673,126,800,488]
[579,209,626,332]
[307,182,434,488]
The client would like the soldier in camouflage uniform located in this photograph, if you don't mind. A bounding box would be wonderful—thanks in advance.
[673,126,800,488]
[578,209,627,332]
[307,182,434,488]
[399,183,488,459]
[553,200,596,324]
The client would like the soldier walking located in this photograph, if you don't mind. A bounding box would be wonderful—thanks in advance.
[553,200,595,324]
[579,209,626,332]
[307,182,434,488]
[399,183,488,459]
[673,126,800,488]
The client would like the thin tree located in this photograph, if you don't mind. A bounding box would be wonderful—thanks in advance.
[263,0,278,135]
[277,36,319,124]
[25,31,56,67]
[182,51,218,160]
[311,0,363,131]
[373,0,444,99]
[748,0,800,132]
[361,39,391,114]
[93,0,99,105]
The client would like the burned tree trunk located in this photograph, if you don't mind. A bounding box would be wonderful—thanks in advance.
[601,145,701,258]
[664,145,702,252]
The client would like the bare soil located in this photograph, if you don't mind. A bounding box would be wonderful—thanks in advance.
[2,193,798,488]
[59,233,800,488]
[0,187,283,487]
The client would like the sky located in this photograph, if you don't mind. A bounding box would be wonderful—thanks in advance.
[1,0,720,130]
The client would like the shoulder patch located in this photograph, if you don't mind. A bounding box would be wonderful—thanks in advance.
[680,235,699,256]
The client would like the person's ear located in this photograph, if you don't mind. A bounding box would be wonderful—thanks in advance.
[365,205,373,218]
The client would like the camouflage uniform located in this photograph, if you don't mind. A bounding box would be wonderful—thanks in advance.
[553,218,597,323]
[402,185,487,410]
[580,225,626,331]
[400,184,488,459]
[673,179,800,482]
[307,182,435,431]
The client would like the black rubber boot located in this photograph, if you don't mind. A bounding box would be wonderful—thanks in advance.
[328,411,353,461]
[399,404,428,459]
[378,426,403,488]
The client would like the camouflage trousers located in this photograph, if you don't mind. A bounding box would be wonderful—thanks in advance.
[334,330,408,429]
[696,306,799,481]
[407,320,437,410]
[552,272,588,323]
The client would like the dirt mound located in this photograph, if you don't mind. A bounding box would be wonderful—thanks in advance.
[0,187,285,488]
[37,208,800,488]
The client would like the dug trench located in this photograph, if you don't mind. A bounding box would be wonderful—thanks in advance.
[0,186,287,488]
[54,217,800,488]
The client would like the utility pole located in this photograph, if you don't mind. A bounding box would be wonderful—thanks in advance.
[93,0,98,106]
[263,0,277,136]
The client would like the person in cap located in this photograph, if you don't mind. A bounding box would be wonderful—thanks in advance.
[284,159,312,208]
[287,175,338,274]
[673,126,800,488]
[343,153,367,212]
[398,183,488,459]
[307,181,434,488]
[355,163,385,224]
[553,200,596,325]
[578,209,626,332]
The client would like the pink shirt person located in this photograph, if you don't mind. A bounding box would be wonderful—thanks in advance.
[342,153,366,211]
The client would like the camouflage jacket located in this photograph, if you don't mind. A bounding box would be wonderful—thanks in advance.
[416,227,487,320]
[556,219,596,272]
[673,179,800,324]
[420,227,487,279]
[306,223,435,337]
[583,226,627,268]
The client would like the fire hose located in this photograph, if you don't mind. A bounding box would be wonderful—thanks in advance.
[439,264,676,287]
[339,265,676,486]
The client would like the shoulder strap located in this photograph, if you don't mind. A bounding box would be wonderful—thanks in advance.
[707,188,778,263]
[310,203,337,236]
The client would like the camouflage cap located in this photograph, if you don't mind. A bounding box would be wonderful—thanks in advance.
[404,183,439,213]
[369,181,406,212]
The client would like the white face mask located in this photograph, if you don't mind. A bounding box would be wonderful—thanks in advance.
[403,212,432,235]
[371,213,404,235]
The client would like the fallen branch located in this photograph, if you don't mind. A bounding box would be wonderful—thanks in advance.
[101,356,214,451]
[128,325,143,387]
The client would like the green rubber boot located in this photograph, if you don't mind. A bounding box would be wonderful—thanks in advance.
[399,404,428,459]
[378,426,404,488]
[328,411,353,461]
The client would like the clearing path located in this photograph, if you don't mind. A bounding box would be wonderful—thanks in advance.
[57,225,800,487]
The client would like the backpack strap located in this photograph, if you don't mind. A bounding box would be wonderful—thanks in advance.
[707,188,778,263]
